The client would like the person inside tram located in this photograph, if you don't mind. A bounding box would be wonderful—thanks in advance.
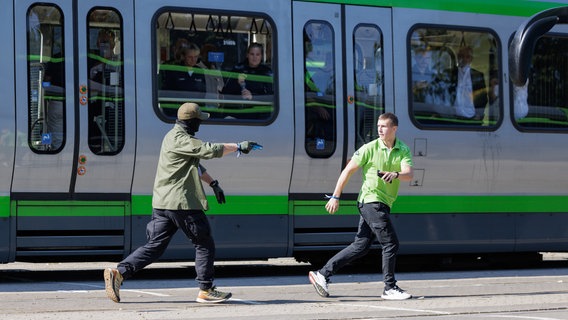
[437,46,488,120]
[43,56,65,150]
[411,46,434,103]
[513,78,529,121]
[162,43,207,98]
[222,42,273,101]
[88,28,122,154]
[486,70,500,121]
[168,38,191,65]
[305,52,334,146]
[198,43,224,108]
[158,38,189,89]
[89,29,120,93]
[39,23,65,151]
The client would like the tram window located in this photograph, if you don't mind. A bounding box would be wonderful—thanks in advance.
[87,9,125,155]
[512,35,568,131]
[27,4,66,153]
[303,21,336,158]
[155,11,275,123]
[353,25,384,149]
[409,27,500,130]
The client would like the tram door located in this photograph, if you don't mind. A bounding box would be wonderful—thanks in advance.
[0,0,15,263]
[290,2,346,197]
[290,2,393,250]
[11,0,135,259]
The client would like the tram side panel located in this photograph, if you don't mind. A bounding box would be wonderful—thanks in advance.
[131,0,294,260]
[391,7,568,255]
[0,0,15,263]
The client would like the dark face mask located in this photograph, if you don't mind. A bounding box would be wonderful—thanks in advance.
[177,119,201,135]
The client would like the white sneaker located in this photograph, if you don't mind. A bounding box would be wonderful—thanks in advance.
[308,271,329,297]
[381,285,412,300]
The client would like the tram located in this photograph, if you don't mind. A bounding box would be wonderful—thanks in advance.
[1,0,567,264]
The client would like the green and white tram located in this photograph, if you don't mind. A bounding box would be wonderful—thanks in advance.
[1,0,567,264]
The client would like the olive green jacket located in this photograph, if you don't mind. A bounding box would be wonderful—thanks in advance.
[152,124,224,210]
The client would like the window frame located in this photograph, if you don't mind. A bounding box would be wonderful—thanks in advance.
[352,22,385,150]
[510,32,568,134]
[407,23,502,132]
[26,4,67,154]
[151,7,278,126]
[302,19,337,158]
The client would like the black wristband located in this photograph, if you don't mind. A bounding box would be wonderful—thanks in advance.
[395,172,399,179]
[210,180,219,187]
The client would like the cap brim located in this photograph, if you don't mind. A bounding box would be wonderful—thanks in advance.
[199,112,210,120]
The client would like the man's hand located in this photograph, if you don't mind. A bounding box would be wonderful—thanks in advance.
[325,198,339,215]
[210,180,225,204]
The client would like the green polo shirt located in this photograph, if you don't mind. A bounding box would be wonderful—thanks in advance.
[152,124,224,210]
[351,138,413,207]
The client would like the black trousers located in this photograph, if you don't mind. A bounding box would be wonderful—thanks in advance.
[117,208,216,290]
[319,202,400,289]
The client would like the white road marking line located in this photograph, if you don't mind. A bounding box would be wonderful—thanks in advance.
[59,282,170,297]
[60,282,101,289]
[228,298,264,305]
[481,315,565,320]
[120,289,170,297]
[331,303,451,315]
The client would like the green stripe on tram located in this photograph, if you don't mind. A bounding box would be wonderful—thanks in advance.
[292,195,568,215]
[394,195,568,214]
[131,195,289,216]
[0,196,8,218]
[301,0,563,17]
[2,195,566,217]
[13,200,130,217]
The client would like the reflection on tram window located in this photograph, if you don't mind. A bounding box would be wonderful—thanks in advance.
[26,4,66,153]
[155,12,275,122]
[303,21,336,158]
[87,9,125,155]
[409,27,499,129]
[353,24,384,149]
[513,35,568,131]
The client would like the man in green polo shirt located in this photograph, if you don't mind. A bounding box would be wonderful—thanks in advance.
[104,102,258,304]
[309,112,414,300]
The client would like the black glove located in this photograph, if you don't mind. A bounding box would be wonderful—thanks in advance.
[209,180,225,204]
[238,141,259,154]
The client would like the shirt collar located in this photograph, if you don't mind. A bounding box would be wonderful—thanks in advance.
[378,138,398,150]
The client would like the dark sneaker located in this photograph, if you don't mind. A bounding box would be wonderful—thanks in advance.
[196,287,232,303]
[381,285,412,300]
[103,268,123,303]
[308,271,329,297]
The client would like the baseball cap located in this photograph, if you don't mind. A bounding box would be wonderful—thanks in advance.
[177,102,210,120]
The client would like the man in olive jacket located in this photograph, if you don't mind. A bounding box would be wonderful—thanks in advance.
[104,102,258,304]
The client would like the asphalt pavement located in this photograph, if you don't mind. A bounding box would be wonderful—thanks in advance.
[0,254,567,319]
